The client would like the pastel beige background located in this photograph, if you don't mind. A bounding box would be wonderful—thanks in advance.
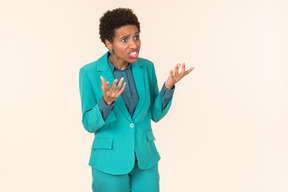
[1,0,288,191]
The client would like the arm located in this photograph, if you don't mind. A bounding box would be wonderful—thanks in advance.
[79,69,117,133]
[150,65,174,122]
[98,97,115,121]
[160,83,175,109]
[151,62,195,122]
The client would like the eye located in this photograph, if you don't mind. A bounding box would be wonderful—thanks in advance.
[121,38,128,43]
[134,36,140,41]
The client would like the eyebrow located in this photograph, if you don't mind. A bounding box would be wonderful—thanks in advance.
[120,32,140,39]
[120,35,129,39]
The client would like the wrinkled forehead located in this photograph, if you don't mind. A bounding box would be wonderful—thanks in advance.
[113,25,140,38]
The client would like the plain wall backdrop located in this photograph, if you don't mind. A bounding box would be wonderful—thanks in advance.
[1,0,288,191]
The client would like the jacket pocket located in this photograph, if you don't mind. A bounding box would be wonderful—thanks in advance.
[146,131,156,142]
[92,138,113,149]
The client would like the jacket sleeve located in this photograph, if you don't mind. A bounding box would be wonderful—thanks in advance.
[160,83,175,109]
[150,64,174,122]
[79,68,116,133]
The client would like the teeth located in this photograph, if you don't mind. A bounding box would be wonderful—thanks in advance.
[130,52,136,56]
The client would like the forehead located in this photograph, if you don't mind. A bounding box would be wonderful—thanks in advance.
[114,25,139,37]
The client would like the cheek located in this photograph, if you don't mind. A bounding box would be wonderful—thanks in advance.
[113,44,126,54]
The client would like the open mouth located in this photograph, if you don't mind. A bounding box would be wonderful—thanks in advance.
[128,51,139,59]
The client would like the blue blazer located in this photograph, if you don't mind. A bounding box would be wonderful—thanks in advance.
[79,52,173,175]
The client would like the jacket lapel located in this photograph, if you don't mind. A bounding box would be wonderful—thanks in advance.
[131,62,146,121]
[97,52,132,122]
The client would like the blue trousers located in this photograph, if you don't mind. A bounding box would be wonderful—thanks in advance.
[91,155,160,192]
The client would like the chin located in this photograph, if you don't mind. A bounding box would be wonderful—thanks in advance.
[128,58,138,63]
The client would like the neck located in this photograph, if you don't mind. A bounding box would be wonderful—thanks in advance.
[109,54,128,70]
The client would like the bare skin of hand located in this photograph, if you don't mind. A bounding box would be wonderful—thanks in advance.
[165,63,195,90]
[100,76,126,105]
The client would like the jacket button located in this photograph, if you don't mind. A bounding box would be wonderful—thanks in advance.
[130,123,134,128]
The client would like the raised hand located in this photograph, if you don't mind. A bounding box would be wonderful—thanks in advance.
[100,76,126,105]
[164,63,195,90]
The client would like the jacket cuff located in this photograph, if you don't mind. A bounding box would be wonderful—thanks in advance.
[98,97,115,121]
[160,83,175,109]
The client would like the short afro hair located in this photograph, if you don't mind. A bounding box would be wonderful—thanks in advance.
[99,8,141,44]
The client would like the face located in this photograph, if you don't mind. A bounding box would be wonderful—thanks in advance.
[105,25,141,67]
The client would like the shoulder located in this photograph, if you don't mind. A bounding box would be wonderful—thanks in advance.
[136,57,155,70]
[79,52,108,76]
[80,61,96,72]
[79,61,98,80]
[135,57,157,82]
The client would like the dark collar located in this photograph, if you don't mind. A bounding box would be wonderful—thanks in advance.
[107,52,132,72]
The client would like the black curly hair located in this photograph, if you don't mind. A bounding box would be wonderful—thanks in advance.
[99,8,141,44]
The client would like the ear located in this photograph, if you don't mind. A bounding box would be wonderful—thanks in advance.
[105,39,112,52]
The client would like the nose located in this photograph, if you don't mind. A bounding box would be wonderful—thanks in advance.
[129,40,137,49]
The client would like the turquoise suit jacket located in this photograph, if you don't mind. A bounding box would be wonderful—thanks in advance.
[79,52,173,175]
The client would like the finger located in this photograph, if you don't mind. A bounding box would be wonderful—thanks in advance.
[116,82,126,97]
[104,82,110,92]
[100,77,104,90]
[175,63,181,78]
[100,76,106,84]
[100,76,109,92]
[110,79,118,90]
[115,77,124,91]
[175,63,181,73]
[185,67,195,75]
[100,76,105,88]
[170,69,175,79]
[180,63,186,76]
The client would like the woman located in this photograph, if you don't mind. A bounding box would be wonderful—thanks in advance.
[79,8,194,192]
